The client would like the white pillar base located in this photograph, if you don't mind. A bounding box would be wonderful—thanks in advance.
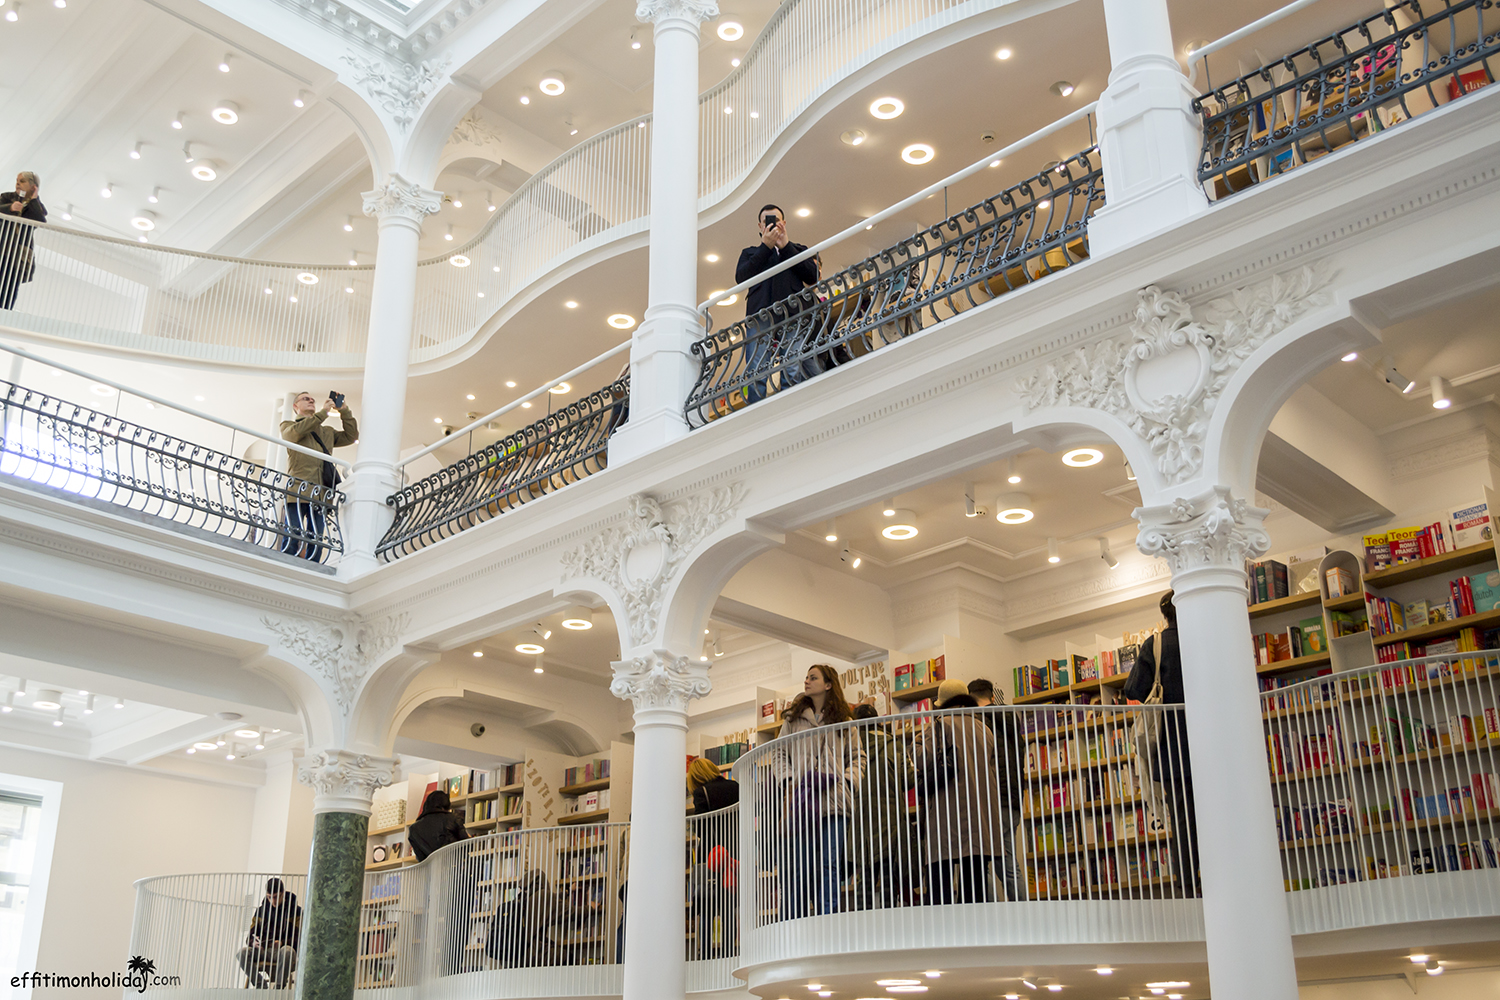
[337,462,402,578]
[608,302,701,466]
[1089,54,1210,254]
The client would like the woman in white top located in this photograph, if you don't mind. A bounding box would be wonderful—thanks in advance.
[772,664,866,917]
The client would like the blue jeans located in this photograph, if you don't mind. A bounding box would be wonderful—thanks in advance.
[781,815,846,918]
[743,318,822,403]
[281,501,326,562]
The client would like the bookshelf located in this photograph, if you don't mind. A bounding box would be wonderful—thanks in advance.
[542,742,634,827]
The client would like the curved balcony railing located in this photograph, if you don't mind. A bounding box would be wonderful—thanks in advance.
[0,0,1020,369]
[685,147,1103,426]
[377,372,628,561]
[1193,0,1499,199]
[1261,650,1500,934]
[685,803,741,993]
[732,702,1202,978]
[0,377,342,565]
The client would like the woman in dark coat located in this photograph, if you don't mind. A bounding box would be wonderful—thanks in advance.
[1,171,46,310]
[408,790,468,861]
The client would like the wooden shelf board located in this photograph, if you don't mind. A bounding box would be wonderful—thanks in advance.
[1256,651,1332,676]
[558,808,611,826]
[893,682,943,703]
[1250,591,1322,619]
[1025,753,1133,782]
[1350,734,1500,772]
[1021,796,1145,820]
[755,720,782,733]
[1027,830,1173,860]
[365,856,409,871]
[1373,608,1500,647]
[1279,832,1359,851]
[1270,766,1346,786]
[1015,688,1074,705]
[464,818,499,829]
[1362,541,1497,589]
[469,788,500,801]
[367,822,408,838]
[361,897,400,907]
[559,778,610,796]
[1325,594,1365,612]
[496,814,522,825]
[1365,806,1500,836]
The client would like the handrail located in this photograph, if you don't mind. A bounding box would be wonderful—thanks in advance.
[0,339,351,470]
[696,102,1099,323]
[395,340,629,470]
[1185,0,1328,88]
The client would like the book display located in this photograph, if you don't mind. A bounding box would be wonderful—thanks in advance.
[355,870,419,989]
[465,763,525,834]
[556,742,633,826]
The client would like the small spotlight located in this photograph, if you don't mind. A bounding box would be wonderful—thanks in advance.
[1099,538,1119,569]
[1426,962,1443,976]
[1047,537,1061,564]
[796,207,810,217]
[996,47,1013,59]
[343,217,354,232]
[129,142,143,160]
[148,187,160,204]
[1385,364,1414,393]
[1050,80,1075,97]
[1341,351,1358,362]
[473,650,484,658]
[1095,966,1112,976]
[219,53,232,73]
[1431,375,1452,409]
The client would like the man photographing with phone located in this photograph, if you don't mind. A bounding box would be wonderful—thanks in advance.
[279,390,358,562]
[735,204,819,402]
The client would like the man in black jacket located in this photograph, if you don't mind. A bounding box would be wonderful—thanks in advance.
[968,678,1022,901]
[236,878,302,988]
[735,204,820,402]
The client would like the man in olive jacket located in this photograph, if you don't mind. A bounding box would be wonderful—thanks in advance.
[279,390,358,561]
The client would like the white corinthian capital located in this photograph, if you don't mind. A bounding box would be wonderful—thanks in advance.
[637,0,719,26]
[611,650,712,714]
[297,748,400,815]
[362,173,443,223]
[1135,486,1270,574]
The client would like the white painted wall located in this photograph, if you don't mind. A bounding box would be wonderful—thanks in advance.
[244,752,315,876]
[1300,969,1500,999]
[0,746,257,997]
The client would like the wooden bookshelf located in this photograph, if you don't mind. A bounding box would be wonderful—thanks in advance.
[1361,541,1497,588]
[892,682,941,704]
[1372,607,1500,647]
[558,808,611,826]
[1324,593,1364,612]
[1256,651,1332,676]
[366,821,407,838]
[559,778,610,796]
[1249,591,1321,619]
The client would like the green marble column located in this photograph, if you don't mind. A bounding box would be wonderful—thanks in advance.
[297,810,369,1000]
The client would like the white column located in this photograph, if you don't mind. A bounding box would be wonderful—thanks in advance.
[611,650,712,1000]
[608,0,720,465]
[1136,487,1298,1000]
[339,175,442,576]
[1087,0,1209,253]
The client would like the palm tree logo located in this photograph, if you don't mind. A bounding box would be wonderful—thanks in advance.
[126,956,155,991]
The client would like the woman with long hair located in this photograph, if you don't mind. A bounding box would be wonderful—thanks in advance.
[772,664,866,917]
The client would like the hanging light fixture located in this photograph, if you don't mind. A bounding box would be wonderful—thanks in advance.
[1047,537,1061,564]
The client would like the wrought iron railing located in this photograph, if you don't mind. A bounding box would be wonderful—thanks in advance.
[0,379,342,564]
[1194,0,1499,199]
[378,374,629,561]
[683,147,1104,426]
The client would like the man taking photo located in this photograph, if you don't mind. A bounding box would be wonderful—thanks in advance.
[735,204,819,402]
[280,390,358,562]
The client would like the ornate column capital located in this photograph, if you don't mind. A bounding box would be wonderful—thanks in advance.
[637,0,719,27]
[297,748,400,814]
[1135,486,1270,577]
[362,173,443,224]
[261,612,409,720]
[341,53,452,133]
[612,649,712,714]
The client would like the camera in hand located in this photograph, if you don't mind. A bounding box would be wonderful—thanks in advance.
[328,390,345,408]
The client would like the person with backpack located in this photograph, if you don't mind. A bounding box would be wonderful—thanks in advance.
[771,664,866,918]
[486,869,556,968]
[967,677,1024,901]
[279,390,357,561]
[848,703,913,909]
[912,679,1007,904]
[1123,591,1199,896]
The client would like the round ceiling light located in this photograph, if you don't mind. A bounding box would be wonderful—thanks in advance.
[234,729,260,739]
[881,510,918,540]
[561,618,593,630]
[1062,447,1104,467]
[549,382,571,394]
[296,272,318,284]
[130,214,156,231]
[450,254,471,267]
[193,741,219,751]
[211,102,240,125]
[32,690,64,711]
[191,164,218,181]
[607,313,636,329]
[539,76,565,96]
[841,128,867,146]
[515,643,545,654]
[995,492,1034,524]
[876,982,923,987]
[901,143,934,165]
[716,20,743,41]
[869,97,905,119]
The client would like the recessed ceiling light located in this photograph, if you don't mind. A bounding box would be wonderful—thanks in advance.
[996,47,1013,59]
[717,20,743,40]
[869,97,904,119]
[549,382,570,394]
[520,94,531,105]
[505,381,517,388]
[516,643,545,654]
[564,300,578,308]
[1341,351,1359,362]
[882,511,918,540]
[288,295,298,303]
[192,164,218,181]
[194,395,206,401]
[194,741,218,751]
[522,401,532,408]
[875,981,921,987]
[561,618,593,630]
[990,159,1001,168]
[796,207,810,217]
[1061,447,1103,467]
[710,290,739,306]
[731,57,741,67]
[1409,955,1430,964]
[472,650,484,658]
[901,143,934,164]
[704,253,719,262]
[1095,966,1113,975]
[723,106,733,115]
[1050,80,1076,97]
[841,129,867,146]
[297,272,319,284]
[234,729,259,739]
[450,255,471,267]
[345,286,354,293]
[130,214,155,231]
[539,76,565,96]
[466,394,476,401]
[923,972,941,979]
[607,313,636,329]
[211,102,239,125]
[750,111,759,118]
[885,989,927,994]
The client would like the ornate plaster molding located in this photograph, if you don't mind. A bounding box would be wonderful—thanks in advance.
[636,0,720,26]
[559,484,744,648]
[1387,426,1500,481]
[1135,487,1270,574]
[892,587,1006,630]
[342,52,451,132]
[1017,265,1332,484]
[262,612,410,713]
[446,108,503,149]
[611,649,712,713]
[297,747,399,814]
[362,174,443,222]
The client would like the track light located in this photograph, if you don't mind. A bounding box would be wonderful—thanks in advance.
[1384,363,1414,393]
[171,113,184,129]
[130,141,144,160]
[218,53,232,73]
[14,681,26,699]
[1006,456,1022,484]
[148,187,160,204]
[963,482,978,517]
[84,694,96,714]
[840,546,861,569]
[294,90,311,108]
[881,499,896,517]
[183,142,195,164]
[1047,537,1061,564]
[824,521,838,542]
[1431,375,1452,409]
[444,224,454,241]
[533,624,552,641]
[100,183,113,198]
[1099,537,1119,569]
[343,216,354,232]
[61,204,73,220]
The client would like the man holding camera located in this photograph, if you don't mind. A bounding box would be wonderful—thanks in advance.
[736,204,819,402]
[279,390,358,562]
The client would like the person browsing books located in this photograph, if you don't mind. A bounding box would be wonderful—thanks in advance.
[236,877,302,988]
[408,789,469,861]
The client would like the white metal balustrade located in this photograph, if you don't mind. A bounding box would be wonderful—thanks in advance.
[686,804,741,993]
[1261,651,1500,934]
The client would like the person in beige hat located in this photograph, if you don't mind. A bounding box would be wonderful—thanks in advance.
[935,678,968,707]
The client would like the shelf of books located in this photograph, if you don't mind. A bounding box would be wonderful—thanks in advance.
[1012,630,1154,707]
[549,742,633,827]
[466,763,525,833]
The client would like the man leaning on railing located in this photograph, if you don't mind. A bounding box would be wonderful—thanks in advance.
[280,390,357,562]
[0,171,46,311]
[737,204,819,402]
